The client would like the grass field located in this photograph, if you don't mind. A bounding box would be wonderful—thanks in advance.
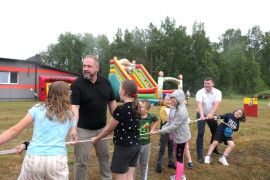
[0,98,270,180]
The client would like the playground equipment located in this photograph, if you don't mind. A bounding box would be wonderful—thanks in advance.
[39,76,77,101]
[244,98,258,117]
[157,72,183,105]
[108,57,182,105]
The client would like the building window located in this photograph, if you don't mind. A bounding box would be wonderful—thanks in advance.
[0,71,18,84]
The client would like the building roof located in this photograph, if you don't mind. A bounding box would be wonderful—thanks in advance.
[0,55,81,76]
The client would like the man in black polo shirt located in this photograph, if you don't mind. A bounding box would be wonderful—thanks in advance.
[71,55,116,180]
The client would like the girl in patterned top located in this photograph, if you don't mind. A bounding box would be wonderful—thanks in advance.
[91,80,141,180]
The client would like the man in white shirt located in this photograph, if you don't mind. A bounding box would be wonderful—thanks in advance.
[196,77,222,164]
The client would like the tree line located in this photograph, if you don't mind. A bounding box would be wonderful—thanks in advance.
[40,17,270,96]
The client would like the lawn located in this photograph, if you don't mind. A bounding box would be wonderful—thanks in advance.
[0,98,270,180]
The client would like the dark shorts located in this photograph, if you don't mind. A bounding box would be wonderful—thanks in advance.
[213,131,233,145]
[110,144,141,174]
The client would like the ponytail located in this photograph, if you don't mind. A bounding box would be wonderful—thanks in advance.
[121,80,140,118]
[132,95,140,118]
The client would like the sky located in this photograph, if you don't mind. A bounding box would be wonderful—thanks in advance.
[0,0,269,60]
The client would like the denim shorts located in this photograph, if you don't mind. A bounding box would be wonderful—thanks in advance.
[110,144,141,174]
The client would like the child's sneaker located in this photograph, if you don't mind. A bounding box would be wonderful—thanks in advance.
[204,155,211,164]
[182,174,187,180]
[170,174,186,180]
[155,165,162,173]
[187,161,194,169]
[168,163,176,169]
[170,175,175,180]
[219,156,229,165]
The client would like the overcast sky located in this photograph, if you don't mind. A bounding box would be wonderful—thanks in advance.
[0,0,269,60]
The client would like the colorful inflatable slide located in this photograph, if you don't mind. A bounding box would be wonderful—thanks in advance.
[109,57,182,105]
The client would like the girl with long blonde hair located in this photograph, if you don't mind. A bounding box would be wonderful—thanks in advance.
[0,81,77,180]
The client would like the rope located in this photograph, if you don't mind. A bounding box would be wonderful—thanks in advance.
[190,117,234,128]
[0,149,16,155]
[189,118,201,123]
[217,119,234,129]
[0,132,153,155]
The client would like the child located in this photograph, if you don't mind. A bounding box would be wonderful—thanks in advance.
[185,144,194,169]
[157,90,191,180]
[134,99,158,180]
[185,118,194,169]
[156,95,176,173]
[0,81,77,179]
[204,108,246,165]
[91,80,141,180]
[185,90,190,105]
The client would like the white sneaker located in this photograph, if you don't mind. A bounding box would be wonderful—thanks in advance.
[170,174,187,180]
[219,156,229,165]
[182,174,187,180]
[204,155,211,164]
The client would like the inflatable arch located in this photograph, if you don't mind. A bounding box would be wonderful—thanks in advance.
[157,72,183,104]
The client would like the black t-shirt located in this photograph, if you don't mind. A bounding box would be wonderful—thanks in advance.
[70,76,115,130]
[113,102,141,146]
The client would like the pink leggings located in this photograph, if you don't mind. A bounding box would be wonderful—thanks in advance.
[174,141,188,180]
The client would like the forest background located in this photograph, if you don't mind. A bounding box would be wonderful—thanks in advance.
[40,17,270,96]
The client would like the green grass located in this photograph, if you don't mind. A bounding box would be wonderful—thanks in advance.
[0,98,270,180]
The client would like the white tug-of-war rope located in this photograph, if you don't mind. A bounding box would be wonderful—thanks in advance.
[2,117,226,155]
[0,132,153,155]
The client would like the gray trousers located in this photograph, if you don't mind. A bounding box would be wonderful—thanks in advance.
[156,133,174,167]
[134,143,151,180]
[74,127,112,180]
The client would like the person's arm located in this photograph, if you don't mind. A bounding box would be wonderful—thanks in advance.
[14,143,27,154]
[91,117,119,144]
[206,101,221,119]
[159,113,185,134]
[160,108,167,124]
[0,113,33,145]
[108,100,117,115]
[197,101,205,120]
[68,126,78,143]
[150,121,158,135]
[72,105,80,125]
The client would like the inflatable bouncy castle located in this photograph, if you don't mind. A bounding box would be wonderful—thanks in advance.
[109,57,182,105]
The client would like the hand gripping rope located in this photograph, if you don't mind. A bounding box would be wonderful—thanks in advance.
[0,132,155,155]
[189,117,234,128]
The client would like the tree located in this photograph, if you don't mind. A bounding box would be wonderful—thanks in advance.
[95,34,111,77]
[247,26,263,63]
[190,21,216,91]
[219,28,247,53]
[41,32,85,74]
[82,33,96,56]
[260,32,270,87]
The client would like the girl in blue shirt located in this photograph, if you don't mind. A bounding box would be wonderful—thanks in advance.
[204,108,246,165]
[0,81,77,180]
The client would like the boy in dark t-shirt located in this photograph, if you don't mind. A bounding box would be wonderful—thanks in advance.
[134,99,158,180]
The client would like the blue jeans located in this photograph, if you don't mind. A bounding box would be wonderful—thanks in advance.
[196,112,218,157]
